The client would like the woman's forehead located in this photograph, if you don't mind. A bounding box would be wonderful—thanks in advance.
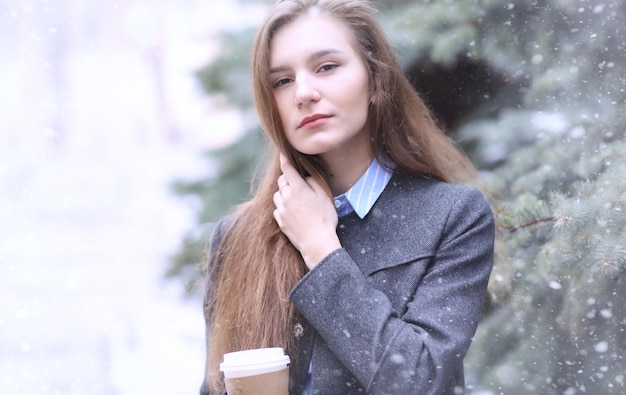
[269,14,357,61]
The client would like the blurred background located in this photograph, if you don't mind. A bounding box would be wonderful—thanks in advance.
[0,0,262,393]
[1,0,625,394]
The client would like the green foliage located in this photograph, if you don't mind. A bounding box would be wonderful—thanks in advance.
[171,130,265,223]
[385,1,483,65]
[428,1,626,393]
[171,0,626,392]
[166,130,266,293]
[194,28,256,108]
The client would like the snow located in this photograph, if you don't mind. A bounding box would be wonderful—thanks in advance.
[0,0,264,394]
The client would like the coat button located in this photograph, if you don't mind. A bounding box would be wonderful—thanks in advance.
[294,322,304,338]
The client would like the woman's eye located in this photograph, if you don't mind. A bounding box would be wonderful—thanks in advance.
[318,64,338,72]
[273,78,291,88]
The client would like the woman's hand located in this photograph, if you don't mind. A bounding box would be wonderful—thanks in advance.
[273,154,341,270]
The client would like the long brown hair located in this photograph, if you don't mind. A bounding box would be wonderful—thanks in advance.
[204,0,476,392]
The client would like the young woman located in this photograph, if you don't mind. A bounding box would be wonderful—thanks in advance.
[200,0,495,394]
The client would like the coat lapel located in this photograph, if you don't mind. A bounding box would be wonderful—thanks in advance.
[337,175,447,276]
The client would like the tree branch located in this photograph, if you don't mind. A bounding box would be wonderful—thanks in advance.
[500,216,555,233]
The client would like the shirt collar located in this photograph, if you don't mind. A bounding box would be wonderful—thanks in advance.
[333,158,393,219]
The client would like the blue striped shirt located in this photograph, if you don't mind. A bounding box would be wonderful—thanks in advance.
[333,158,394,218]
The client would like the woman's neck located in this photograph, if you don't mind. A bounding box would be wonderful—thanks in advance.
[321,144,374,196]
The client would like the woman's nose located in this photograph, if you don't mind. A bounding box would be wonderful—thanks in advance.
[294,76,321,107]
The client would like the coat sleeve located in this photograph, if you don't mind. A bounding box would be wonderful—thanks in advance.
[289,187,495,394]
[199,218,230,395]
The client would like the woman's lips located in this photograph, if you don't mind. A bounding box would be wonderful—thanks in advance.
[298,114,331,129]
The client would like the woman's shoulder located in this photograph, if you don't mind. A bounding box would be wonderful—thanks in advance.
[380,173,493,225]
[210,214,232,240]
[389,173,486,202]
[207,212,240,257]
[214,213,234,232]
[208,203,258,249]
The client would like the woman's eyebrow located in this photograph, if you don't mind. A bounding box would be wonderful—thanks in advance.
[269,48,345,74]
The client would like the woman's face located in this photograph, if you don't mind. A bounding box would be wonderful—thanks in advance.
[269,13,371,162]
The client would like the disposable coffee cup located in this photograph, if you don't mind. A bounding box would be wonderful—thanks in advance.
[220,347,290,395]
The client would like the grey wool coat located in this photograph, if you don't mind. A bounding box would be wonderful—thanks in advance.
[201,173,495,395]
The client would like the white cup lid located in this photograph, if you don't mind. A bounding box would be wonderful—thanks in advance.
[220,348,290,378]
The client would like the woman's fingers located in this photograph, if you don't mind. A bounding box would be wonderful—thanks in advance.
[279,153,307,190]
[272,190,286,228]
[278,154,330,201]
[272,208,282,228]
[273,189,283,209]
[277,174,288,189]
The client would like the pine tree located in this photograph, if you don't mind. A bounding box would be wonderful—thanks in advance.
[170,1,626,392]
[384,1,625,393]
